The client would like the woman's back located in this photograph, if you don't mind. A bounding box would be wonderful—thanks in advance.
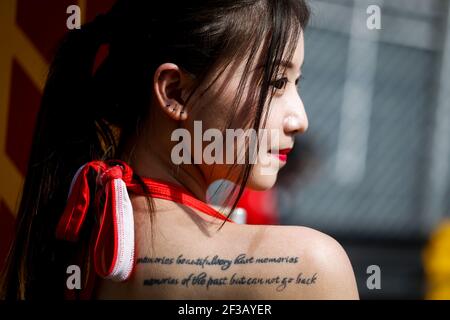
[1,1,360,300]
[94,196,359,299]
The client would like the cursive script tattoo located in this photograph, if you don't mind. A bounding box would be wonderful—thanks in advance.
[138,253,316,292]
[137,253,299,271]
[143,271,318,292]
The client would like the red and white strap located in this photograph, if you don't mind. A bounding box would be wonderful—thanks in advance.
[56,160,135,282]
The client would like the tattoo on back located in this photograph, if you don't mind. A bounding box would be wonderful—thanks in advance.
[137,253,317,292]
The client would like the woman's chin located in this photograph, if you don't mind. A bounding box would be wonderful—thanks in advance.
[247,168,279,191]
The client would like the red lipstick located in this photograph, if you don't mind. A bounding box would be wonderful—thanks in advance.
[271,148,292,162]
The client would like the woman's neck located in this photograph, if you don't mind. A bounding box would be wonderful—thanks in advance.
[119,121,209,202]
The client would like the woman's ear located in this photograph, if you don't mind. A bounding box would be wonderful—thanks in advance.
[153,63,191,121]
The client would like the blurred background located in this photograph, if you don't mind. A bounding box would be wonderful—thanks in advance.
[1,0,450,299]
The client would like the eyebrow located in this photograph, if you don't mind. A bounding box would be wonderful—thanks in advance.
[254,59,304,72]
[279,60,295,69]
[280,59,304,71]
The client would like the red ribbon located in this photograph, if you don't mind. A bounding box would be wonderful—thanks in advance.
[56,158,237,289]
[56,159,135,281]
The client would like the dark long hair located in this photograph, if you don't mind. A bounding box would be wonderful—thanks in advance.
[1,0,310,299]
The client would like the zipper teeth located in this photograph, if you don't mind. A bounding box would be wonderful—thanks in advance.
[119,178,135,279]
[116,179,125,279]
[109,179,134,281]
[121,179,135,279]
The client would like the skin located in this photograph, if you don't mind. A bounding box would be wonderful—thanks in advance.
[94,31,359,299]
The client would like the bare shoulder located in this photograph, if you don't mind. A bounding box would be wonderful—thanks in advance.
[107,201,359,299]
[250,224,360,300]
[292,226,359,299]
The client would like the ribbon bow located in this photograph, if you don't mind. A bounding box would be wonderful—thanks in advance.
[56,159,135,282]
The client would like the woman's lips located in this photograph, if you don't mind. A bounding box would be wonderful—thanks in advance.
[270,148,292,162]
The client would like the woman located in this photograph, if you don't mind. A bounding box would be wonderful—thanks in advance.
[1,0,359,299]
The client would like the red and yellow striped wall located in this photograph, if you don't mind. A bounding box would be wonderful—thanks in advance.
[0,0,114,273]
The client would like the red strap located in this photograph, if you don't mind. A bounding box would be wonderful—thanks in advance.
[56,160,233,243]
[57,160,135,284]
[126,178,234,222]
[56,160,134,241]
[57,159,235,298]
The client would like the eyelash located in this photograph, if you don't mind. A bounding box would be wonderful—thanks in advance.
[271,75,304,90]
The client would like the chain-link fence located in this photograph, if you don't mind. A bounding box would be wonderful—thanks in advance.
[276,0,450,299]
[279,0,450,239]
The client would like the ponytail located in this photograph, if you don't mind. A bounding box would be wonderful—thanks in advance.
[0,14,118,300]
[0,0,312,300]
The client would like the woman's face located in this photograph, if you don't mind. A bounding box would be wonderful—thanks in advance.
[182,31,308,191]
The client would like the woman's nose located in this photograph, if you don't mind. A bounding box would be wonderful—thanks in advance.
[284,107,308,135]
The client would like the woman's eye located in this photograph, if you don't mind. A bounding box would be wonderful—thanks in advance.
[271,77,289,90]
[295,75,304,86]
